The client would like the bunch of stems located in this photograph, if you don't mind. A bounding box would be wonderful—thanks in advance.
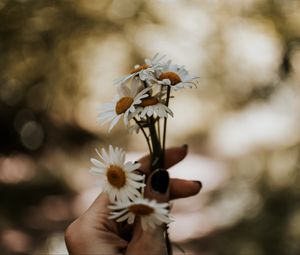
[133,83,172,255]
[133,84,171,170]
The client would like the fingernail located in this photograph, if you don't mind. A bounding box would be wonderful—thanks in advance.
[182,144,188,150]
[150,169,169,194]
[193,180,202,189]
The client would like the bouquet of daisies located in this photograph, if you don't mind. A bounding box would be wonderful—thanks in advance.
[89,54,198,253]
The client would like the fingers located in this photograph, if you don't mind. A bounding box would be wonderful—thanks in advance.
[126,224,166,255]
[144,169,170,202]
[127,171,202,254]
[127,169,169,255]
[137,145,202,200]
[169,179,202,200]
[138,146,188,175]
[84,192,121,234]
[65,192,128,255]
[143,172,201,200]
[131,169,170,239]
[86,192,110,215]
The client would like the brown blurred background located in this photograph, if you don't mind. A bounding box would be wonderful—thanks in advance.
[1,0,300,254]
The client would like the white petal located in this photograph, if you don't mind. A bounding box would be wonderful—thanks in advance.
[109,115,121,132]
[127,173,145,181]
[100,148,110,164]
[89,167,105,175]
[109,209,128,219]
[146,107,154,117]
[124,162,138,172]
[141,218,148,231]
[116,213,130,222]
[126,179,144,189]
[128,213,135,224]
[140,108,147,118]
[90,158,105,169]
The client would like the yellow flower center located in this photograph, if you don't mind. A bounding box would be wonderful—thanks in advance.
[129,204,154,216]
[106,165,126,188]
[139,97,159,107]
[159,71,182,85]
[115,97,134,115]
[130,64,150,74]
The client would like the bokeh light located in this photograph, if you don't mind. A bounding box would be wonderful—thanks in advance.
[1,0,300,254]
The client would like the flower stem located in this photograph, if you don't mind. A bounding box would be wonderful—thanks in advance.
[162,86,171,166]
[133,117,152,157]
[148,116,163,171]
[157,117,161,142]
[166,226,172,255]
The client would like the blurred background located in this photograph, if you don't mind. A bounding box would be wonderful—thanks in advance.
[1,0,300,254]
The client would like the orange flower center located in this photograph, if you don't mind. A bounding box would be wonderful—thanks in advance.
[115,97,133,115]
[130,64,150,74]
[129,204,154,216]
[159,71,182,85]
[106,165,126,188]
[139,97,159,107]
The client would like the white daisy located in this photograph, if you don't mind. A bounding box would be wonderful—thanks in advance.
[90,145,145,202]
[156,62,198,91]
[109,197,172,230]
[98,78,150,132]
[134,95,173,118]
[114,53,166,85]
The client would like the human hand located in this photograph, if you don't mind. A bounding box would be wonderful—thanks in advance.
[65,146,202,255]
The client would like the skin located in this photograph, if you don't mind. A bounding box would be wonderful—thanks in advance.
[65,146,202,255]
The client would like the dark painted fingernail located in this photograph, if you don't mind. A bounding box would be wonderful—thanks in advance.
[151,169,169,194]
[182,144,188,150]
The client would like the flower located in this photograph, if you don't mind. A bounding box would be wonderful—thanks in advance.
[134,94,173,118]
[109,197,172,230]
[90,145,145,202]
[156,62,198,91]
[98,78,150,132]
[114,53,166,85]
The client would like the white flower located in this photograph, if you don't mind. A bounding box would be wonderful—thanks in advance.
[109,198,172,230]
[98,78,150,132]
[114,53,167,85]
[90,145,145,202]
[134,95,173,118]
[156,63,198,91]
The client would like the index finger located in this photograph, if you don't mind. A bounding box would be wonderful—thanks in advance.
[137,145,188,175]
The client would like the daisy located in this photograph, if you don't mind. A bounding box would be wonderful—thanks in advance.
[90,145,145,202]
[114,53,166,85]
[98,78,151,132]
[134,95,173,118]
[109,197,172,230]
[156,62,198,91]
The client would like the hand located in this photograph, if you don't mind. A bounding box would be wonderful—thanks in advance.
[65,146,202,255]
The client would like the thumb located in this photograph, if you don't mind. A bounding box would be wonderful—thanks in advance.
[126,169,170,255]
[84,192,120,234]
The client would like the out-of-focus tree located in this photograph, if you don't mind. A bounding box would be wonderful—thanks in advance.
[1,0,300,254]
